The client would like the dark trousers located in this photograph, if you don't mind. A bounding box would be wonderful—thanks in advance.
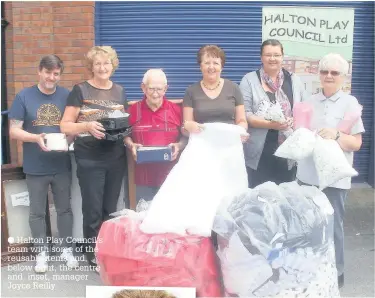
[323,187,348,276]
[26,172,73,252]
[248,130,296,188]
[247,165,296,188]
[75,156,126,261]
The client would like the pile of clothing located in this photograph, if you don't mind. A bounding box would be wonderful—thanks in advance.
[96,215,223,297]
[213,181,340,297]
[96,123,250,298]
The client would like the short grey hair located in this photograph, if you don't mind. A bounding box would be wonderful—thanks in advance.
[142,69,167,85]
[318,53,349,75]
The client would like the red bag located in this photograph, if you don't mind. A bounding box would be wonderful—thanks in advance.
[96,216,223,297]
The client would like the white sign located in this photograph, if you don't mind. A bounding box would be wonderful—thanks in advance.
[11,191,30,207]
[262,6,354,60]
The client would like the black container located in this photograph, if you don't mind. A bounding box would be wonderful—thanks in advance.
[97,115,132,141]
[98,116,130,131]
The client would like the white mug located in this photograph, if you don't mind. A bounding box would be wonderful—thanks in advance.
[44,133,68,151]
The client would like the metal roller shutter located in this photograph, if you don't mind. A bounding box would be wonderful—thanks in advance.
[95,1,374,183]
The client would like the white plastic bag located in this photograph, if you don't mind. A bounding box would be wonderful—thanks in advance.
[140,123,248,236]
[313,136,358,190]
[109,199,149,220]
[274,128,316,160]
[135,199,151,212]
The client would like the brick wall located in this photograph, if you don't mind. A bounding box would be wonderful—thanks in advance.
[4,1,95,164]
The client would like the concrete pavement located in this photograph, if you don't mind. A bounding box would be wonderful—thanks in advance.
[1,185,374,298]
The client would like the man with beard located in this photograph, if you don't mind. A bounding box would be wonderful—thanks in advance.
[9,55,78,273]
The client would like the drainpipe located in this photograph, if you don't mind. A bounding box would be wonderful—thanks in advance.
[1,3,10,164]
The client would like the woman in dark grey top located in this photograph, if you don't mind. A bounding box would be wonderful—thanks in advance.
[182,45,248,141]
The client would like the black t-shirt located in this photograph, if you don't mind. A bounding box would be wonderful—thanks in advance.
[66,81,128,160]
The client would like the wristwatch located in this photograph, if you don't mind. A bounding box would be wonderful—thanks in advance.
[335,131,341,140]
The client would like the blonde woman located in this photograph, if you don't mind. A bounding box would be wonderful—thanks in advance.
[112,290,176,298]
[60,46,128,270]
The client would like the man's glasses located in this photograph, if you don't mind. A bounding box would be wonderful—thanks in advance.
[147,87,165,93]
[319,70,341,76]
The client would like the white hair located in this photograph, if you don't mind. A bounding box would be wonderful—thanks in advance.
[318,53,349,74]
[142,69,167,85]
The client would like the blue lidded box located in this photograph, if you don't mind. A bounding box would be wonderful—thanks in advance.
[136,146,172,164]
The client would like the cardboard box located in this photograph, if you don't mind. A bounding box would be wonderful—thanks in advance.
[136,146,172,164]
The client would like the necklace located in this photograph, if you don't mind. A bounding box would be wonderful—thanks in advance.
[202,80,221,91]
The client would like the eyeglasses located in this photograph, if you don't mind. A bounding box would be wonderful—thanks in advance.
[93,62,112,68]
[319,70,341,76]
[147,87,165,93]
[263,54,283,59]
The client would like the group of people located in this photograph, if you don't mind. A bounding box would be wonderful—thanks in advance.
[9,40,364,289]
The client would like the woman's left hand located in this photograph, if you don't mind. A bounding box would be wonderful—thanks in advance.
[240,133,250,143]
[318,128,338,140]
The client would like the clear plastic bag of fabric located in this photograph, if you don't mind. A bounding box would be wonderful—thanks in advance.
[213,181,340,297]
[140,123,248,236]
[255,101,293,139]
[274,128,316,161]
[96,214,223,297]
[313,135,358,190]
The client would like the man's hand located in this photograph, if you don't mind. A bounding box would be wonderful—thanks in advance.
[35,133,50,152]
[130,143,143,161]
[86,121,106,139]
[169,143,181,161]
[318,128,338,140]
